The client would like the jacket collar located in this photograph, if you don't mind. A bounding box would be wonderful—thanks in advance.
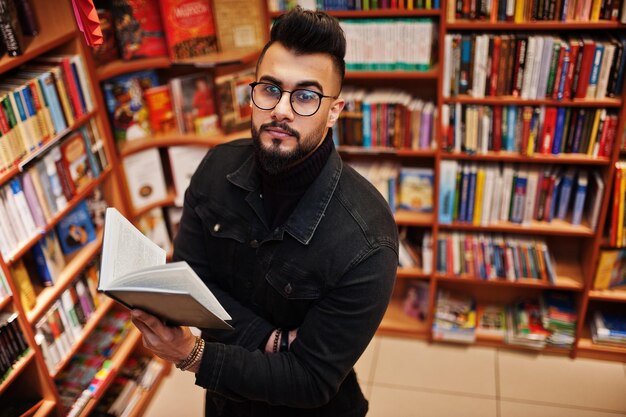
[226,142,343,245]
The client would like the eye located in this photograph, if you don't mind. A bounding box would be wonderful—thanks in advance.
[262,84,281,97]
[293,89,319,103]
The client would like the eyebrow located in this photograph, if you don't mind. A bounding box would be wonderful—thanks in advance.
[259,75,324,93]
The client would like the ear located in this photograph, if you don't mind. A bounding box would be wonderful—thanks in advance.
[326,97,346,128]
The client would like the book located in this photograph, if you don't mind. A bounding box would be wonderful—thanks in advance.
[55,200,97,256]
[159,0,218,61]
[212,0,266,52]
[398,167,434,212]
[169,73,218,136]
[122,148,168,210]
[168,146,207,207]
[0,0,25,57]
[476,303,506,341]
[143,85,177,135]
[30,230,66,287]
[99,207,231,329]
[136,208,172,254]
[214,68,254,134]
[111,0,168,60]
[102,70,159,143]
[10,259,36,312]
[91,8,120,66]
[59,132,94,195]
[593,249,626,290]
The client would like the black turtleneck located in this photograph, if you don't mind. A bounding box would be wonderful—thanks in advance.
[258,130,334,229]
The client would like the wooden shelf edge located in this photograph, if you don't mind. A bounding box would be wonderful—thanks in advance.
[338,146,437,157]
[131,191,177,219]
[97,57,172,81]
[435,275,583,290]
[446,20,626,29]
[577,338,626,362]
[588,289,626,302]
[345,68,438,79]
[270,10,442,18]
[394,210,435,226]
[0,32,77,75]
[438,220,595,237]
[0,349,35,396]
[32,399,56,417]
[397,267,431,279]
[443,96,622,107]
[440,151,611,165]
[26,229,104,325]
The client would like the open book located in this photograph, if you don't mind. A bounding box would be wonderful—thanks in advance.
[99,207,232,329]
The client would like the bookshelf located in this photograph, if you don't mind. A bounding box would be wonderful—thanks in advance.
[0,0,171,415]
[265,2,626,361]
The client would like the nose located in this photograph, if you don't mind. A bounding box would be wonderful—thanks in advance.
[271,91,295,121]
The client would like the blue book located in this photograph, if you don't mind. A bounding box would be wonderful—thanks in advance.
[551,107,567,154]
[587,43,605,95]
[79,127,101,178]
[557,168,575,220]
[594,311,626,339]
[8,89,35,152]
[36,72,68,133]
[459,36,471,94]
[571,171,588,225]
[556,44,571,101]
[510,171,527,224]
[466,164,477,223]
[361,101,371,147]
[506,106,517,151]
[612,38,626,97]
[570,109,586,153]
[458,164,470,223]
[55,200,96,255]
[438,160,458,224]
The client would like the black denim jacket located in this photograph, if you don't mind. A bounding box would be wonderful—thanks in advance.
[173,138,399,417]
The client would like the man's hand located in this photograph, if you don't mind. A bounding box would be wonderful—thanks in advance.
[130,309,196,365]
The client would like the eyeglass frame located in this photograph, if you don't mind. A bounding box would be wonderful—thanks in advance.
[249,81,339,117]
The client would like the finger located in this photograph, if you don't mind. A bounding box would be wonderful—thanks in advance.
[131,309,163,331]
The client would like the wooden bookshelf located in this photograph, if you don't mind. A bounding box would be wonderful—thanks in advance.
[97,57,172,81]
[446,21,626,30]
[32,400,56,417]
[0,349,35,396]
[270,9,442,18]
[119,358,170,417]
[346,67,439,80]
[395,210,435,226]
[438,219,595,237]
[588,288,626,302]
[440,151,611,165]
[397,267,431,280]
[131,190,177,219]
[443,96,622,108]
[378,298,430,338]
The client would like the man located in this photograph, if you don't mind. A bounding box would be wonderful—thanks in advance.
[130,7,398,416]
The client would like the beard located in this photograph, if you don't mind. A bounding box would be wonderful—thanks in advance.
[252,121,325,175]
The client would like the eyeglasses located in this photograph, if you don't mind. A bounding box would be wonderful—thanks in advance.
[249,81,338,117]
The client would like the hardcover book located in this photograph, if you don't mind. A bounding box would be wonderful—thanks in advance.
[99,207,231,328]
[169,73,218,136]
[214,68,254,134]
[55,200,97,255]
[111,0,168,60]
[122,148,168,210]
[60,132,94,195]
[159,0,218,60]
[168,146,207,207]
[398,167,434,212]
[144,85,177,135]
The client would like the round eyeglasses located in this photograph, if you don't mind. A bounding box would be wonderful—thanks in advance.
[249,81,338,117]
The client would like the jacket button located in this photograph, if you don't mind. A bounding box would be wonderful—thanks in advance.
[284,283,292,295]
[213,223,221,232]
[250,240,259,248]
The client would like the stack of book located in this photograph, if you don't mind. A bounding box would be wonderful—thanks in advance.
[438,161,603,230]
[443,34,626,100]
[436,232,556,283]
[590,311,626,347]
[337,88,436,150]
[0,312,29,382]
[540,291,577,348]
[432,290,477,343]
[441,104,618,158]
[505,299,551,349]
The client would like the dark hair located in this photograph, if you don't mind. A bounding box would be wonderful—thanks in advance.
[257,7,346,86]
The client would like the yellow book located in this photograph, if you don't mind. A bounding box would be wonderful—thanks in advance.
[473,167,486,225]
[586,109,602,156]
[514,0,526,22]
[11,259,37,311]
[407,0,414,9]
[617,168,626,246]
[593,250,619,290]
[590,0,602,21]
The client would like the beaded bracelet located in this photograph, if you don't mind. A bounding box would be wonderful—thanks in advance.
[280,328,289,352]
[272,329,282,353]
[176,336,204,371]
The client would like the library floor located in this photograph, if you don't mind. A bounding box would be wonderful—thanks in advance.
[143,335,626,417]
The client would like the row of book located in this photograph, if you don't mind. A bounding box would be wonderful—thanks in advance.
[340,19,436,71]
[443,34,626,100]
[0,0,39,57]
[438,161,604,229]
[0,53,95,171]
[0,125,106,259]
[608,162,626,247]
[436,233,557,282]
[103,67,254,145]
[398,227,431,269]
[34,267,102,374]
[268,0,441,11]
[448,0,624,22]
[441,104,618,158]
[0,267,11,300]
[0,312,29,382]
[593,249,626,290]
[347,160,435,212]
[91,355,164,417]
[55,309,132,415]
[433,290,577,348]
[336,88,437,150]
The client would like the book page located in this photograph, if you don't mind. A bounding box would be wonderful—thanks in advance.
[99,207,166,289]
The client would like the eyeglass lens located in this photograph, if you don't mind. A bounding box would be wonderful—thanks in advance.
[252,83,321,116]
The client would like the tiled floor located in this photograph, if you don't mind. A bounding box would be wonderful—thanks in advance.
[144,335,626,417]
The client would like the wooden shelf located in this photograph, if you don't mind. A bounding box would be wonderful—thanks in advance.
[97,56,172,81]
[270,9,441,18]
[395,210,435,226]
[397,267,431,279]
[32,400,56,417]
[339,146,436,157]
[440,151,610,165]
[443,95,622,108]
[131,190,177,219]
[0,295,11,311]
[576,326,626,362]
[175,47,261,68]
[346,67,438,80]
[0,1,76,73]
[0,349,35,396]
[588,288,626,302]
[377,298,429,338]
[446,20,626,30]
[118,129,249,157]
[50,298,116,378]
[26,228,104,325]
[438,218,595,237]
[5,168,112,267]
[436,274,582,290]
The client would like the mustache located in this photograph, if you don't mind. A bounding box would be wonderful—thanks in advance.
[260,122,300,139]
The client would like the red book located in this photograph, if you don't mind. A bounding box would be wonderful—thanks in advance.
[111,0,168,60]
[520,106,533,155]
[511,37,527,97]
[59,132,93,195]
[574,38,597,99]
[563,39,582,100]
[599,114,618,157]
[492,106,502,152]
[160,0,218,61]
[539,107,557,154]
[543,174,556,222]
[550,42,567,99]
